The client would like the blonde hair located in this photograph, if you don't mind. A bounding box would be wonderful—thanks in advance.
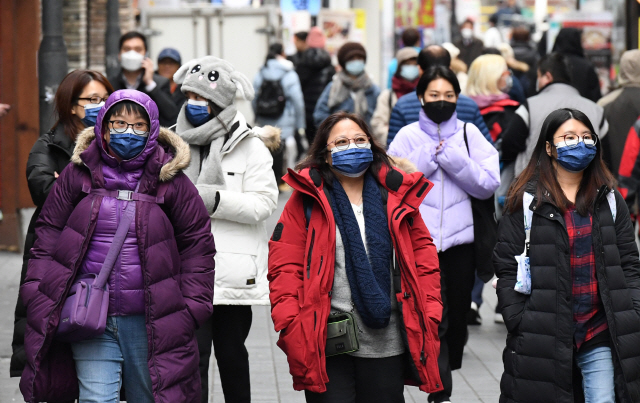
[466,54,507,96]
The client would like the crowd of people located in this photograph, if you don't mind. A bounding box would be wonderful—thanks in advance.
[9,7,640,402]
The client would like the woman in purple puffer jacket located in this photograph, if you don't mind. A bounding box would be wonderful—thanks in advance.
[19,89,215,403]
[388,66,500,403]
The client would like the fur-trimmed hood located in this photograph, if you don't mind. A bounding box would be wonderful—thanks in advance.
[71,126,191,182]
[391,156,418,174]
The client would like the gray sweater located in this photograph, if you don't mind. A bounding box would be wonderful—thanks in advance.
[330,203,404,358]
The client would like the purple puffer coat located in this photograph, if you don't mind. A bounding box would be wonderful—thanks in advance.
[388,110,500,252]
[19,90,215,403]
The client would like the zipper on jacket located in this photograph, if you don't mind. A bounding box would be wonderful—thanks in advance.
[307,229,316,279]
[318,256,324,276]
[438,124,444,252]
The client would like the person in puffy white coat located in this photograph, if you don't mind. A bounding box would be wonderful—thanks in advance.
[173,55,279,403]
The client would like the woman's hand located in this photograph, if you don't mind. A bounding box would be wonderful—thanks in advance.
[435,140,445,154]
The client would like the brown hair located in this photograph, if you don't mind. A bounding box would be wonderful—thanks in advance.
[52,70,114,141]
[505,108,615,216]
[296,112,392,185]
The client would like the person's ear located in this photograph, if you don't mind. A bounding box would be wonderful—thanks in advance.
[546,141,553,157]
[418,66,423,76]
[545,71,553,84]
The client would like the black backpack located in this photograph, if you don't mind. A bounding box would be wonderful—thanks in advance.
[255,77,286,118]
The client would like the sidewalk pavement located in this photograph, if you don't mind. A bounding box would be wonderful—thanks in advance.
[0,193,506,402]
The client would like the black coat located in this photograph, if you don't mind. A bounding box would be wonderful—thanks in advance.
[10,125,75,377]
[108,71,180,127]
[552,28,602,103]
[495,184,640,403]
[295,48,335,126]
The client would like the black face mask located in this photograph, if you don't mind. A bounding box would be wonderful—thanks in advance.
[421,100,457,124]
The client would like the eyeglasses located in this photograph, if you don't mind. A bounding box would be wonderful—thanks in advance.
[77,96,107,105]
[326,135,370,151]
[556,133,597,148]
[109,120,149,136]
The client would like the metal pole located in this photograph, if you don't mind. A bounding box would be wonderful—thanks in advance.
[38,0,68,134]
[450,0,460,43]
[105,0,121,79]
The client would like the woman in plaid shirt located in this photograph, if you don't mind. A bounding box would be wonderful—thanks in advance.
[494,108,640,403]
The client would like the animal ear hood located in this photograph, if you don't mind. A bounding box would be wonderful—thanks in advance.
[178,56,255,109]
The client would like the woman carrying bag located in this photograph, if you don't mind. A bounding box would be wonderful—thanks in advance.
[20,89,215,403]
[495,108,640,403]
[268,111,443,402]
[388,65,500,403]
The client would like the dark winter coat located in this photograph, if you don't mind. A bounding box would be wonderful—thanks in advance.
[109,71,180,127]
[603,87,640,174]
[495,184,640,403]
[552,28,602,103]
[268,163,443,394]
[295,48,335,126]
[19,90,216,403]
[11,125,75,377]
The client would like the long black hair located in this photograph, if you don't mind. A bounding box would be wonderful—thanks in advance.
[296,112,392,185]
[505,108,615,216]
[264,43,284,66]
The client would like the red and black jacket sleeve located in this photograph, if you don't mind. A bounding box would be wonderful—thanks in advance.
[618,119,640,208]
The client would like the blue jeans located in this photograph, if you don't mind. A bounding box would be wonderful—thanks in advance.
[575,345,615,403]
[71,315,154,403]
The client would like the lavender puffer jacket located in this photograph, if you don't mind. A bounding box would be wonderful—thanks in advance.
[388,110,500,252]
[19,90,216,403]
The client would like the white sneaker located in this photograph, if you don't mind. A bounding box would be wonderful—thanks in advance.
[494,312,505,323]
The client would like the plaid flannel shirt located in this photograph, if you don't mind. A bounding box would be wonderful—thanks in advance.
[564,205,608,350]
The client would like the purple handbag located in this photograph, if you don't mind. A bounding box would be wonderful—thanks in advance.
[55,193,136,343]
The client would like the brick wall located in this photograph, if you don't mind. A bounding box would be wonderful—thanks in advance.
[61,0,135,73]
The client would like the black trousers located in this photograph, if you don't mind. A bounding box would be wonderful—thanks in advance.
[196,305,253,403]
[304,354,405,403]
[429,243,476,403]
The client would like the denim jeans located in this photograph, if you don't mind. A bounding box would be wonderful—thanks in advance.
[71,315,154,403]
[575,345,615,403]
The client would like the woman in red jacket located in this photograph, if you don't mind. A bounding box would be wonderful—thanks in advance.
[268,111,443,402]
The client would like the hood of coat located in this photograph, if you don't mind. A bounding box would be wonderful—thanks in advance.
[218,111,281,155]
[418,108,461,140]
[49,124,76,156]
[92,89,160,172]
[261,58,293,81]
[552,28,584,57]
[299,48,333,70]
[72,125,190,182]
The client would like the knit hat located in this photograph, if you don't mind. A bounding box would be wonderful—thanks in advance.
[173,56,254,109]
[306,27,326,49]
[337,42,367,70]
[620,49,640,85]
[396,47,418,65]
[441,42,460,60]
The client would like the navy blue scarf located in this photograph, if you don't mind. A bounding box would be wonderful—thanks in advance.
[329,172,392,329]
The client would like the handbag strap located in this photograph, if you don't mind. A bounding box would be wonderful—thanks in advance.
[522,192,534,256]
[93,199,135,289]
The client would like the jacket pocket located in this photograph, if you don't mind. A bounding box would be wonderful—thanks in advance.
[277,315,308,379]
[215,252,258,289]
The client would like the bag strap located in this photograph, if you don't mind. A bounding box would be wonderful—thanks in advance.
[94,200,135,289]
[606,190,616,222]
[522,192,534,256]
[463,123,469,155]
[89,188,165,204]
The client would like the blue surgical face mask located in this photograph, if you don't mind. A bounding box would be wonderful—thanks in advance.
[330,143,373,177]
[345,60,365,76]
[554,141,597,173]
[185,99,212,127]
[109,128,148,160]
[81,101,105,127]
[400,64,420,81]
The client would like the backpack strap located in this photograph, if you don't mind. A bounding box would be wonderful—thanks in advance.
[89,188,165,204]
[522,192,534,256]
[463,123,470,155]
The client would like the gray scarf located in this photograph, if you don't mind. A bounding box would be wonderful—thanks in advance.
[328,71,373,117]
[176,103,238,190]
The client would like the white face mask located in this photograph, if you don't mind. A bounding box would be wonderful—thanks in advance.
[120,50,144,72]
[461,28,474,40]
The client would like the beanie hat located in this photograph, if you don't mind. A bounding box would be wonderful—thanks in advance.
[173,56,254,109]
[396,47,419,65]
[337,42,367,70]
[306,27,326,49]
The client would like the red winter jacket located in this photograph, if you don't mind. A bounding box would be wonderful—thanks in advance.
[268,164,443,394]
